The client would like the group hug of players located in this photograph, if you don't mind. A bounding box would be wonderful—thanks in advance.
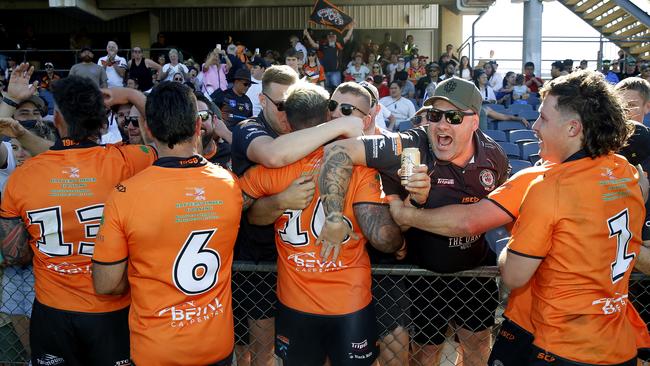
[0,58,650,366]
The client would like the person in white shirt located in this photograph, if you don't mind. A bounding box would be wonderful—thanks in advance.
[486,61,502,91]
[246,57,267,116]
[346,54,370,83]
[474,71,497,104]
[98,41,127,88]
[289,35,308,64]
[159,49,189,82]
[379,80,416,129]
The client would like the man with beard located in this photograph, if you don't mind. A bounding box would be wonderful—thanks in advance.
[69,47,108,88]
[195,92,232,168]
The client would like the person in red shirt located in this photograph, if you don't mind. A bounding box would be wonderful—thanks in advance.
[524,61,544,94]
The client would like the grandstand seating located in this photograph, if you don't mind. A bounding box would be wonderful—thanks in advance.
[494,120,528,131]
[484,130,507,142]
[507,129,537,143]
[510,159,533,175]
[521,142,540,161]
[498,142,520,159]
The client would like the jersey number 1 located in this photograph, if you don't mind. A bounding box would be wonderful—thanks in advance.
[608,209,636,283]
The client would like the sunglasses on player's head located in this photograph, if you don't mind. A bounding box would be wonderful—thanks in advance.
[328,99,369,116]
[125,116,139,127]
[197,110,214,122]
[426,108,475,125]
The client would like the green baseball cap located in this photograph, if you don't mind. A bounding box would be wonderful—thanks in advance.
[423,77,483,114]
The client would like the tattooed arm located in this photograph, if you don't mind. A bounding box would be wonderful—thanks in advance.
[0,217,32,265]
[354,203,403,253]
[316,138,368,260]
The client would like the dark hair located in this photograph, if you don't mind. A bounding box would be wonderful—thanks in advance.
[540,70,631,158]
[473,69,485,88]
[284,48,299,60]
[502,71,515,89]
[51,76,104,142]
[194,92,220,115]
[145,81,197,149]
[524,62,535,69]
[551,61,564,72]
[389,80,403,89]
[284,83,329,130]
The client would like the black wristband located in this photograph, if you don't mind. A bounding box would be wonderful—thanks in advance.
[2,97,18,108]
[410,197,425,209]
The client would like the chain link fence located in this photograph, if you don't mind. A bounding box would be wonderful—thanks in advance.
[1,263,648,365]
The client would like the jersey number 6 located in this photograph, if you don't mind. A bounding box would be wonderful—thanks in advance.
[173,229,221,295]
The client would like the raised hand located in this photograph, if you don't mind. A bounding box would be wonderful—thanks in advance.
[0,118,27,138]
[7,63,35,102]
[277,176,316,211]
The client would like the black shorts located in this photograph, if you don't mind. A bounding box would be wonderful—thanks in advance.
[232,268,277,345]
[488,318,534,366]
[275,301,379,366]
[30,300,130,366]
[372,274,411,338]
[528,345,636,366]
[411,275,498,345]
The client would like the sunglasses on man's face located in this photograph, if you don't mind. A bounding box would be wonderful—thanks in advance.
[174,77,183,82]
[125,116,139,127]
[197,110,214,122]
[328,99,369,116]
[426,108,475,125]
[263,92,285,111]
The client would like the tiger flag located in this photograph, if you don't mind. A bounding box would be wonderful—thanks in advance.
[309,0,353,33]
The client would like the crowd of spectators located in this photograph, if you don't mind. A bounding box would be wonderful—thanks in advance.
[1,25,650,366]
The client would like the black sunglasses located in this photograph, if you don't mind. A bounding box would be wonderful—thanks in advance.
[328,100,369,116]
[426,108,475,125]
[263,92,285,111]
[125,116,139,127]
[197,110,213,122]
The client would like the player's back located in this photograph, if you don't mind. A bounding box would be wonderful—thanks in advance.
[521,154,643,363]
[96,156,242,365]
[0,140,155,313]
[240,148,385,316]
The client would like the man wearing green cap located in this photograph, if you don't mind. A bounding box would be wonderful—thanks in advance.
[316,76,510,365]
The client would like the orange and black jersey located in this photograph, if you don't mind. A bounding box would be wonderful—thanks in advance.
[508,151,644,364]
[360,127,510,272]
[0,139,156,313]
[93,155,242,366]
[239,148,385,315]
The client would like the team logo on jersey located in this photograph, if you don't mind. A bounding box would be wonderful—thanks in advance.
[601,167,617,180]
[228,99,237,108]
[244,103,251,111]
[158,297,224,328]
[36,354,65,366]
[185,187,206,201]
[437,178,454,185]
[62,167,80,178]
[115,183,126,193]
[479,169,496,191]
[287,252,348,272]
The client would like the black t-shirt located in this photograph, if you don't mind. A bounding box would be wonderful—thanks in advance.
[415,76,439,99]
[211,88,254,129]
[319,42,342,72]
[361,127,510,272]
[231,113,279,262]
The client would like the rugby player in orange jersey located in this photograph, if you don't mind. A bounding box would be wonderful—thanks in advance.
[0,75,156,365]
[240,82,404,366]
[93,81,244,366]
[499,71,648,365]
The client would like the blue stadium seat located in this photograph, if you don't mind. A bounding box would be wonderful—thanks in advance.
[526,95,540,109]
[485,103,506,112]
[521,142,540,160]
[519,110,540,122]
[498,142,520,159]
[508,129,537,143]
[484,129,507,142]
[397,120,413,132]
[529,154,541,165]
[507,103,534,115]
[495,120,527,131]
[644,113,650,127]
[509,159,533,175]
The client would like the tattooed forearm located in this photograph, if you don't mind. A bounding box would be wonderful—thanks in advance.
[354,203,403,253]
[0,217,31,265]
[319,145,353,223]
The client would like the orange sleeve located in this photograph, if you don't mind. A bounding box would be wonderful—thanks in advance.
[351,167,386,205]
[120,144,157,176]
[92,189,129,264]
[507,178,556,259]
[488,168,543,219]
[318,66,326,82]
[239,164,294,199]
[0,174,22,218]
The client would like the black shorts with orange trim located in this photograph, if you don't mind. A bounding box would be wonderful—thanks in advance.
[488,318,534,366]
[275,301,379,366]
[411,275,498,345]
[528,345,636,366]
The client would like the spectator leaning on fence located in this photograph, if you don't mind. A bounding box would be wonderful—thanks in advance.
[499,70,650,366]
[0,75,155,365]
[317,76,509,366]
[239,81,403,366]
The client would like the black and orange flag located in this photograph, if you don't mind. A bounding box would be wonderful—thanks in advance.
[309,0,353,33]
